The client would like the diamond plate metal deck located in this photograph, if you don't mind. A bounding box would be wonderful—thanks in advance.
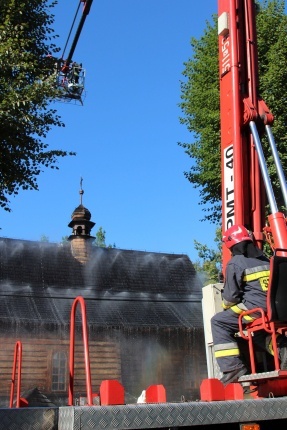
[0,407,58,430]
[58,398,287,430]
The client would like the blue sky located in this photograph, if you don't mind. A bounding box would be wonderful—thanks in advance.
[1,0,218,262]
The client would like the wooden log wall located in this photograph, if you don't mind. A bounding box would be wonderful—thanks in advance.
[0,336,121,406]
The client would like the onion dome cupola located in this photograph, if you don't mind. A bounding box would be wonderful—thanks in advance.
[68,178,95,239]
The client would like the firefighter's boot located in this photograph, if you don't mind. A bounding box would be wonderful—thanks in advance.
[220,366,248,385]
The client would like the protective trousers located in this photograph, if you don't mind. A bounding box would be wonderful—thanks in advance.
[211,307,287,373]
[211,309,244,372]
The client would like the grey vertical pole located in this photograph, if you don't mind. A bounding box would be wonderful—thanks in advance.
[249,121,278,214]
[265,124,287,209]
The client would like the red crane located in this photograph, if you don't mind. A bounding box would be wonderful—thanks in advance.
[218,0,287,271]
[199,0,287,394]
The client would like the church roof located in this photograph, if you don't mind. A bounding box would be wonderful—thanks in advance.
[0,238,203,329]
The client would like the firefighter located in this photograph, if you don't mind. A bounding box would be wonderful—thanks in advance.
[211,224,287,385]
[71,62,82,84]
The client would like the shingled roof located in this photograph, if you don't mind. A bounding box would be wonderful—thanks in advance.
[0,238,203,329]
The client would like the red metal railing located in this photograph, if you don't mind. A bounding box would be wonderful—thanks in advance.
[68,296,93,406]
[9,341,22,408]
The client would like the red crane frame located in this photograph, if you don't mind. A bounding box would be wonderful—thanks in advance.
[218,0,287,270]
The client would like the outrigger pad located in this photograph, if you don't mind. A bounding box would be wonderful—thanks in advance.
[200,378,225,401]
[100,380,125,406]
[224,383,244,400]
[145,384,166,403]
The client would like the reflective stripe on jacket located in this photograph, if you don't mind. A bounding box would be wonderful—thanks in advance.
[243,265,270,292]
[228,303,261,322]
[222,254,270,311]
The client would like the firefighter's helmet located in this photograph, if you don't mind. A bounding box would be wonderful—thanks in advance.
[222,224,252,249]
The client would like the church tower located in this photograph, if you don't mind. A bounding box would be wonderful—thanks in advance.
[68,178,95,263]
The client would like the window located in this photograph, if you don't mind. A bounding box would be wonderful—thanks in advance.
[52,351,67,391]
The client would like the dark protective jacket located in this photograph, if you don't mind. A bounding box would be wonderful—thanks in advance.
[222,251,270,312]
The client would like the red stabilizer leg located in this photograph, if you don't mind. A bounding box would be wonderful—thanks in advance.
[145,385,166,403]
[224,383,244,400]
[200,378,225,401]
[100,380,125,405]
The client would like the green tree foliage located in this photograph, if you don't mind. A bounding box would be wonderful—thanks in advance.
[93,226,116,248]
[179,15,220,224]
[256,0,287,202]
[94,226,107,247]
[40,234,49,242]
[179,0,287,223]
[193,227,222,285]
[0,0,75,211]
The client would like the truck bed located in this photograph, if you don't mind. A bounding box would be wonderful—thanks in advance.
[2,398,287,430]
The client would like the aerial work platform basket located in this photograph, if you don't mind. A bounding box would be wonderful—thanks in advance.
[55,62,86,105]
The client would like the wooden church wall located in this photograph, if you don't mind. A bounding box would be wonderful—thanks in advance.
[0,336,121,407]
[0,325,206,406]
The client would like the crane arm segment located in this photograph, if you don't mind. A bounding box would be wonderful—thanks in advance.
[56,0,94,105]
[65,0,94,66]
[218,0,287,270]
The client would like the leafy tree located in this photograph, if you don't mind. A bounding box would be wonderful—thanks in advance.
[193,227,222,285]
[40,234,49,242]
[179,0,287,223]
[93,226,116,248]
[179,15,220,224]
[94,226,106,247]
[0,0,75,212]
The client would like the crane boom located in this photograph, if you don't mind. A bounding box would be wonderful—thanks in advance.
[218,0,287,270]
[65,0,94,66]
[56,0,94,105]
